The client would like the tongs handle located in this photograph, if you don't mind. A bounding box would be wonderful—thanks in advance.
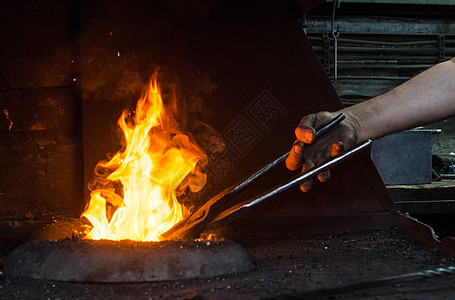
[232,113,346,193]
[205,139,373,231]
[280,113,346,166]
[162,113,345,240]
[313,112,346,139]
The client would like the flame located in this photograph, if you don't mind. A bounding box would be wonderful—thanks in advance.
[82,73,207,241]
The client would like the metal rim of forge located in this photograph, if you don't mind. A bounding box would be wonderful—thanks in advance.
[4,238,254,282]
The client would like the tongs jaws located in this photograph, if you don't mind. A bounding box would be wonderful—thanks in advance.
[162,113,348,240]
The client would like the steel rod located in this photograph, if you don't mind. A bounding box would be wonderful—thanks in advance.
[269,265,455,299]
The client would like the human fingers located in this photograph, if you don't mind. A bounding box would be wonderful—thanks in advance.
[299,180,313,192]
[295,127,315,145]
[317,141,343,183]
[299,159,315,192]
[331,141,344,157]
[317,169,330,183]
[285,142,304,171]
[295,114,317,144]
[296,111,341,144]
[313,148,331,183]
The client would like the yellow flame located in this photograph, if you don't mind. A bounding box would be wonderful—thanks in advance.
[82,73,206,241]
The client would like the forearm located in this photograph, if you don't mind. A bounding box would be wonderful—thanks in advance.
[340,58,455,142]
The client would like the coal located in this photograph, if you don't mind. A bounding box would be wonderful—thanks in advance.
[4,238,254,282]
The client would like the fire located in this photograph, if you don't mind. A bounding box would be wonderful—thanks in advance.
[82,73,207,241]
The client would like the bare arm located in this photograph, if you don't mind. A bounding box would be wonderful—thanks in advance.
[286,57,455,191]
[346,57,455,142]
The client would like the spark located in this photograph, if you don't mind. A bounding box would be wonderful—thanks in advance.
[3,109,13,130]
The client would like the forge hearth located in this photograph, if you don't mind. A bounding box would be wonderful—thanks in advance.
[4,239,253,282]
[3,228,455,299]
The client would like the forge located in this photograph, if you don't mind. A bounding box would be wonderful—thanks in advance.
[2,0,455,298]
[5,69,255,283]
[4,239,254,282]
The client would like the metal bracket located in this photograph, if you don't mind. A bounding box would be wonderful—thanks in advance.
[322,31,331,75]
[438,34,446,62]
[332,25,340,83]
[331,0,341,82]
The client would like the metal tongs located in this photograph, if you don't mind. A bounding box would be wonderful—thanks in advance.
[162,113,372,240]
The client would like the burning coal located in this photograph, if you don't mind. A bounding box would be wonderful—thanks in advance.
[82,72,207,242]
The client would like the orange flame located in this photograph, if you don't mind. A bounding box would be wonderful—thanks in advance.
[82,73,207,241]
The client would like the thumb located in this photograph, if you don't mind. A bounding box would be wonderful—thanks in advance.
[295,114,318,144]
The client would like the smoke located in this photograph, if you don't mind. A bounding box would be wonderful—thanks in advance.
[81,1,225,213]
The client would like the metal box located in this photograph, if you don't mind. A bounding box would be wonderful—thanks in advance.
[371,131,432,185]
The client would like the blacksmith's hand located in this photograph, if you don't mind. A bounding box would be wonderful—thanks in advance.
[285,111,359,192]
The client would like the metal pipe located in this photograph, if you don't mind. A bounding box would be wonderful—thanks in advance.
[334,57,444,62]
[311,45,455,54]
[336,64,433,69]
[308,36,455,46]
[335,76,410,80]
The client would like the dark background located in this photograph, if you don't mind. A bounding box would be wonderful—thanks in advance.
[0,0,399,234]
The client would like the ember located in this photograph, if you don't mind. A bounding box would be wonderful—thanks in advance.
[82,72,207,242]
